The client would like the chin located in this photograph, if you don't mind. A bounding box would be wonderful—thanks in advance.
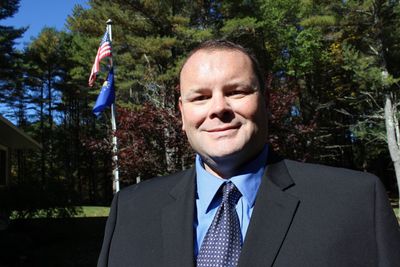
[207,148,245,163]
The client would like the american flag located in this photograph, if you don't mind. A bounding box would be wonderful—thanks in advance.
[88,29,112,87]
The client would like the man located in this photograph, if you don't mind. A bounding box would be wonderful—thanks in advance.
[98,40,400,267]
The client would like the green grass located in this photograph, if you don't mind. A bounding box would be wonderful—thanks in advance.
[10,206,110,219]
[76,206,110,217]
[394,208,399,219]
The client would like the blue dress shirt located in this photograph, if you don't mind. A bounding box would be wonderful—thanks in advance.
[194,145,269,256]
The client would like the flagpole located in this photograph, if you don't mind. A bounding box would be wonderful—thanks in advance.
[107,19,120,193]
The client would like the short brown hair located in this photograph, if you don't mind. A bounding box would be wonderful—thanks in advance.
[179,39,266,93]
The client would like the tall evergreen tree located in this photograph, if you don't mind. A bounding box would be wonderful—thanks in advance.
[0,0,26,103]
[25,28,66,184]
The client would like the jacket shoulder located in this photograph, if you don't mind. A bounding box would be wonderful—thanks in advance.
[282,159,379,189]
[117,168,194,203]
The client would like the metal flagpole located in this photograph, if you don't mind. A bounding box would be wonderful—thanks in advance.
[107,19,120,193]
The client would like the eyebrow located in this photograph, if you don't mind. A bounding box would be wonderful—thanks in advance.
[183,87,210,96]
[224,81,258,89]
[185,80,257,92]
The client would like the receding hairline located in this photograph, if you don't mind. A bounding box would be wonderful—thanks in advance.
[179,41,266,93]
[181,48,250,74]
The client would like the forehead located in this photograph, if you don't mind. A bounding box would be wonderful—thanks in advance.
[180,49,255,81]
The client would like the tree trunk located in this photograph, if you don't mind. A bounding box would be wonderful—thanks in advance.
[384,94,400,210]
[47,73,53,177]
[40,85,46,184]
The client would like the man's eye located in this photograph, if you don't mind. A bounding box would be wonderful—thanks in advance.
[227,90,247,97]
[192,95,210,101]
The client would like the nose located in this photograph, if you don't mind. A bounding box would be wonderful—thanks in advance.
[209,93,232,120]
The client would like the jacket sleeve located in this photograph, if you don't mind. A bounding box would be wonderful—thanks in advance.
[97,192,119,267]
[374,178,400,266]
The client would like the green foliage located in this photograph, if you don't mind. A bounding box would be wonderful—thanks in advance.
[287,28,324,76]
[220,17,261,36]
[0,0,26,102]
[342,43,384,91]
[351,119,387,143]
[300,15,336,27]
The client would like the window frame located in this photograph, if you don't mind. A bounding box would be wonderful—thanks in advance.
[0,144,8,187]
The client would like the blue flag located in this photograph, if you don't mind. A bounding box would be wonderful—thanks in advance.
[93,68,115,116]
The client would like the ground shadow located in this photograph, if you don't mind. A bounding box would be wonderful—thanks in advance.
[0,217,107,267]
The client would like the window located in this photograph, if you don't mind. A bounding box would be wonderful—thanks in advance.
[0,148,6,186]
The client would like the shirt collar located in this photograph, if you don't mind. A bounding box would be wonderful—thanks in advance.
[195,145,268,215]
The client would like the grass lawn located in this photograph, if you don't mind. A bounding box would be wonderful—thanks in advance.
[10,206,110,219]
[75,206,110,217]
[389,197,399,222]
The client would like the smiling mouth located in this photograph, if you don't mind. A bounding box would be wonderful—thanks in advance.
[206,125,240,133]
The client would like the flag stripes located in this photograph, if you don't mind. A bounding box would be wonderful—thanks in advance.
[88,29,112,87]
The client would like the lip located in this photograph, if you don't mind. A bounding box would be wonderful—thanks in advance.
[206,125,240,132]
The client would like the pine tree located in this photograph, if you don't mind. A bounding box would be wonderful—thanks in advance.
[0,0,26,102]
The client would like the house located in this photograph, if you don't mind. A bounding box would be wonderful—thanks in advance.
[0,115,42,230]
[0,115,41,229]
[0,115,41,186]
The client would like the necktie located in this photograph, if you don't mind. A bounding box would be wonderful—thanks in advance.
[197,182,242,267]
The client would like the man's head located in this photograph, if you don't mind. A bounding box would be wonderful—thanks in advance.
[179,40,268,178]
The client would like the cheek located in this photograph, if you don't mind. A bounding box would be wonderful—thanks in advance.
[233,98,261,120]
[182,105,208,128]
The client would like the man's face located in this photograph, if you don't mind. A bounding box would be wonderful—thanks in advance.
[179,49,268,174]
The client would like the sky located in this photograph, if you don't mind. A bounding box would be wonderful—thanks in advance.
[3,0,89,49]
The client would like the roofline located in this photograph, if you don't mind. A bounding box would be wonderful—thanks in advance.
[0,115,42,150]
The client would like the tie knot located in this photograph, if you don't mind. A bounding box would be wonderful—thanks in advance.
[222,182,242,206]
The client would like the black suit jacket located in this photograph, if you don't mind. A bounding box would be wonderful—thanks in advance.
[98,156,400,266]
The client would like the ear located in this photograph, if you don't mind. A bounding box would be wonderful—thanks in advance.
[178,97,186,131]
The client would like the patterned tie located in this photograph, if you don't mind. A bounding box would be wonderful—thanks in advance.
[197,182,242,267]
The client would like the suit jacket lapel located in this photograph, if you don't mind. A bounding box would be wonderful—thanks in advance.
[238,159,300,267]
[161,168,196,267]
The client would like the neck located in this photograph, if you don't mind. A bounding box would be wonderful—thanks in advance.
[203,163,235,179]
[201,145,266,179]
